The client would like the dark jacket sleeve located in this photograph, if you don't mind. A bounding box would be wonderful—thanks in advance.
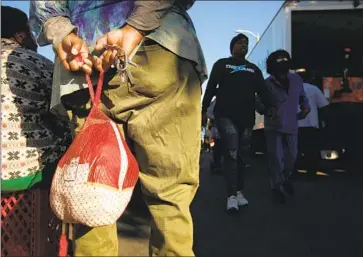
[126,0,176,32]
[202,60,222,113]
[126,0,196,33]
[175,0,196,10]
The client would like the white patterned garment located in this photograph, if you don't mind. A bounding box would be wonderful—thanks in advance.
[1,38,71,180]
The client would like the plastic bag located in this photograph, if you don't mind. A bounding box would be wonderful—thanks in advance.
[50,71,139,227]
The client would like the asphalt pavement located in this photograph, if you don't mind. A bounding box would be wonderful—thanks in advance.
[117,152,363,257]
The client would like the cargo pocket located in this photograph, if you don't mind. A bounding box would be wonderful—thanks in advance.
[123,43,181,99]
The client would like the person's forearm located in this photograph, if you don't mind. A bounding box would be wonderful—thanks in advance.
[256,87,272,110]
[43,16,77,50]
[40,1,174,49]
[255,70,273,109]
[202,85,216,114]
[297,110,310,120]
[300,101,311,113]
[202,62,220,113]
[29,1,71,46]
[299,87,311,113]
[126,0,174,33]
[255,95,266,115]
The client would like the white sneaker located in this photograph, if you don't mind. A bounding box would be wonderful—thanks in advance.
[226,196,238,212]
[237,191,249,206]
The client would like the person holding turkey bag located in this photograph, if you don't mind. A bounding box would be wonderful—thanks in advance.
[30,0,207,256]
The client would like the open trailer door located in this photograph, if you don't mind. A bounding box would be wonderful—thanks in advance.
[290,8,363,83]
[290,6,363,169]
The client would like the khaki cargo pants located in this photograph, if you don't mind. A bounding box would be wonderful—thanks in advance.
[61,43,201,256]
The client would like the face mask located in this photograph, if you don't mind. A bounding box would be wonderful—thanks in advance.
[274,58,290,75]
[276,63,290,74]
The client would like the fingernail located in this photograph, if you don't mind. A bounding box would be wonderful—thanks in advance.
[71,48,79,55]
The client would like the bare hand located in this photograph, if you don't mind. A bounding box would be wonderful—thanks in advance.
[297,108,310,120]
[266,107,277,119]
[56,33,93,75]
[93,25,144,72]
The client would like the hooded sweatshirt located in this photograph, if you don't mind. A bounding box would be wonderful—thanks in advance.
[202,57,272,127]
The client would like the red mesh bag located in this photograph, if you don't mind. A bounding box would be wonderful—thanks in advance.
[50,71,139,227]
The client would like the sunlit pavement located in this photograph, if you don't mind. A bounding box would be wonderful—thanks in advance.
[117,152,363,257]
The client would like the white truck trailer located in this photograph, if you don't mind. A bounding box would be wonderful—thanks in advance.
[248,0,363,169]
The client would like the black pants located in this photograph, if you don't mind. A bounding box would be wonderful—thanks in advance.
[217,117,252,196]
[297,127,320,173]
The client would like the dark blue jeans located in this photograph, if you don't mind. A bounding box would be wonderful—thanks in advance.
[216,117,252,197]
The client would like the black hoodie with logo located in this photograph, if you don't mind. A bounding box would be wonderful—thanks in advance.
[202,57,272,127]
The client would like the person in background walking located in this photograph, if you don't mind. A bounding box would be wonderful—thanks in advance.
[202,33,274,213]
[296,70,329,175]
[263,50,310,203]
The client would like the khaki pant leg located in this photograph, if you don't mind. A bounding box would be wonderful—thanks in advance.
[105,44,201,256]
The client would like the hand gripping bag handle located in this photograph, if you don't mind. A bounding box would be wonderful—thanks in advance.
[80,40,144,105]
[74,52,104,106]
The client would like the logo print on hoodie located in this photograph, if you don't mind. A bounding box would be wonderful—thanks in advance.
[226,64,255,74]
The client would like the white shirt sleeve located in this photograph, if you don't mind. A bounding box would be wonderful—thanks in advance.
[314,87,329,108]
